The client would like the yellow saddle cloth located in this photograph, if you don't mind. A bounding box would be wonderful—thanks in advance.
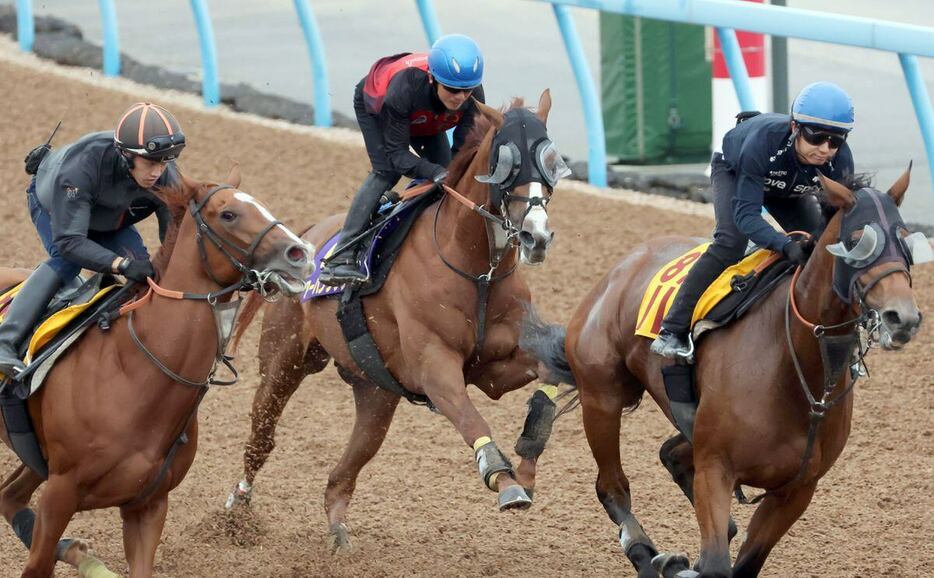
[635,243,779,339]
[0,283,117,364]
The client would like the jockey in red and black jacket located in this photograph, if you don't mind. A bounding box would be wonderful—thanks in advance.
[319,34,486,287]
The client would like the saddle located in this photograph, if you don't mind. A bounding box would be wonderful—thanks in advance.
[0,274,129,398]
[635,243,795,342]
[303,183,441,301]
[1,273,132,478]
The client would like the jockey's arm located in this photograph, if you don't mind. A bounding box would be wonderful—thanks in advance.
[49,182,123,274]
[732,157,792,252]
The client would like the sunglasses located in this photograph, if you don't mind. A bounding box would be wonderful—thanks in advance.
[439,84,474,96]
[799,125,847,149]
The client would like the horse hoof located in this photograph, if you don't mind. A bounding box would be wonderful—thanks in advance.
[225,480,253,510]
[328,522,353,554]
[651,552,691,577]
[498,485,532,511]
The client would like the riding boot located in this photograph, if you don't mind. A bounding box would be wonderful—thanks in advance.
[0,264,62,378]
[650,252,728,362]
[320,173,394,287]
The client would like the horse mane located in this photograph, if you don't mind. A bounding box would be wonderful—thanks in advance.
[444,97,526,187]
[151,170,200,276]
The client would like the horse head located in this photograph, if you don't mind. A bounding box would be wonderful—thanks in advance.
[166,164,314,297]
[819,166,927,349]
[473,90,570,265]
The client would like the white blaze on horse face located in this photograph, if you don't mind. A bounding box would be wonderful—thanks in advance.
[233,191,305,246]
[523,182,550,237]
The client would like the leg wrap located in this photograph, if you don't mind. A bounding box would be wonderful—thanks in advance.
[11,507,35,549]
[514,387,557,460]
[473,437,514,491]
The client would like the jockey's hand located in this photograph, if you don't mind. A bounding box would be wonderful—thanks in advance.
[119,258,156,283]
[431,168,448,185]
[781,238,809,266]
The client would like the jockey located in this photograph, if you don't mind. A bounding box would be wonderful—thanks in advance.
[651,81,856,361]
[0,102,185,378]
[319,33,486,286]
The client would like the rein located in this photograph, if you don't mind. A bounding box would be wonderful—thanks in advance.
[738,253,906,504]
[121,183,283,508]
[432,183,521,361]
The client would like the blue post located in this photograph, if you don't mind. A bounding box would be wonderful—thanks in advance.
[98,0,120,77]
[16,0,33,52]
[189,0,220,107]
[293,0,331,127]
[898,53,934,206]
[715,27,756,111]
[552,4,606,187]
[415,0,443,45]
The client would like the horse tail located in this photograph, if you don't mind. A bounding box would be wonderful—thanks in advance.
[519,302,576,388]
[231,291,266,352]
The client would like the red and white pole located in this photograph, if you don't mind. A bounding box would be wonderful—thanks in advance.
[711,0,769,153]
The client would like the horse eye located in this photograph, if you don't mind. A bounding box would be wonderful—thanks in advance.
[220,210,237,222]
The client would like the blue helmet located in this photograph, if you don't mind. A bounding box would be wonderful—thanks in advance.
[428,34,483,89]
[792,81,854,132]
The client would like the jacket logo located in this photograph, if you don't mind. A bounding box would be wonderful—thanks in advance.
[411,114,428,125]
[64,185,79,199]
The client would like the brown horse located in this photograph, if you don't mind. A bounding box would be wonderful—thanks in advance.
[225,91,567,550]
[0,166,312,578]
[522,171,922,578]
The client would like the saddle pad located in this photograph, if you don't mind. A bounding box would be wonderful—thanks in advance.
[635,243,778,339]
[25,285,117,363]
[302,186,439,301]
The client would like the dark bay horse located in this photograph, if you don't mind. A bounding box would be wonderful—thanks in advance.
[0,167,312,578]
[226,91,567,550]
[522,171,922,577]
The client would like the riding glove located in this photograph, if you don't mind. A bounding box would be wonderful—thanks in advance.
[781,239,809,266]
[119,258,156,283]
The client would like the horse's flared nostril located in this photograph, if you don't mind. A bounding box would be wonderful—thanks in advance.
[882,310,902,328]
[519,231,535,248]
[286,244,309,265]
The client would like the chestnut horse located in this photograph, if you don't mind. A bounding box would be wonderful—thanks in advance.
[522,171,922,577]
[0,167,312,578]
[226,92,568,550]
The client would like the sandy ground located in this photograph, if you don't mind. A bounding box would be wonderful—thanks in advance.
[0,42,931,578]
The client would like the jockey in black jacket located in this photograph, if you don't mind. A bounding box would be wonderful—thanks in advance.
[319,33,486,286]
[651,81,856,362]
[0,102,185,378]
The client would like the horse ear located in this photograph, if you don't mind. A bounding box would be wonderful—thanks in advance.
[473,97,504,129]
[818,172,856,211]
[225,161,242,189]
[536,89,552,125]
[886,160,911,207]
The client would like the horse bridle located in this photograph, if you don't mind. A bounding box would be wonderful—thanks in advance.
[739,234,911,505]
[122,183,289,509]
[126,183,285,389]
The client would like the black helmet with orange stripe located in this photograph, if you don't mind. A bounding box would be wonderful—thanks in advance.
[114,102,186,162]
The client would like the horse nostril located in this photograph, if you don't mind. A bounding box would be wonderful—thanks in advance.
[286,244,308,265]
[882,310,902,328]
[518,231,535,248]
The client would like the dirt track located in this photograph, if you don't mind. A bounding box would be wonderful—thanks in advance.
[0,44,932,577]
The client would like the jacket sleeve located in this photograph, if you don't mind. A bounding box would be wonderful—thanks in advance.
[50,174,121,272]
[452,85,485,155]
[731,154,791,252]
[381,75,445,180]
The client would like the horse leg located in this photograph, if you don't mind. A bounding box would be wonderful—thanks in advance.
[470,348,550,497]
[732,481,818,578]
[579,372,659,578]
[227,303,329,509]
[421,348,532,511]
[21,474,78,578]
[659,433,738,542]
[120,494,169,578]
[691,456,736,578]
[324,371,399,553]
